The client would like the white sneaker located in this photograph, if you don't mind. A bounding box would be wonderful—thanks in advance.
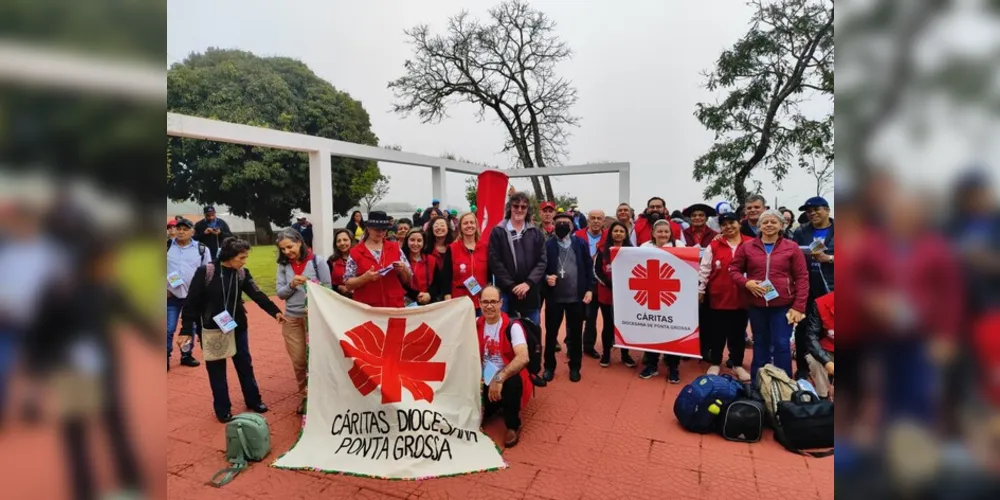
[707,365,721,375]
[733,366,751,382]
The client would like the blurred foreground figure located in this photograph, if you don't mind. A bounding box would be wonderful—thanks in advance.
[30,238,159,500]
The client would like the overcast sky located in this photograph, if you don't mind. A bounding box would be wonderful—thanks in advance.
[168,0,832,214]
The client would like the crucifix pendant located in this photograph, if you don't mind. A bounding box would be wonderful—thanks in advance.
[559,267,566,279]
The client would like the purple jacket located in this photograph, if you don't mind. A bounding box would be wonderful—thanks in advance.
[728,236,810,312]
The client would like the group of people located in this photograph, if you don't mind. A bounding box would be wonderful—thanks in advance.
[165,190,836,449]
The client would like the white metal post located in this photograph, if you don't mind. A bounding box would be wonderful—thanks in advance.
[618,164,631,204]
[431,166,447,208]
[309,150,334,255]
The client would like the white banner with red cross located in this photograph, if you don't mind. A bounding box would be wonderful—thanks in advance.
[271,285,506,479]
[611,246,702,357]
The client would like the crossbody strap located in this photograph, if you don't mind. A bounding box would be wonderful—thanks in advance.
[209,421,253,487]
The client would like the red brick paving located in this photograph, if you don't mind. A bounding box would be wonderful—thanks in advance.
[167,298,832,499]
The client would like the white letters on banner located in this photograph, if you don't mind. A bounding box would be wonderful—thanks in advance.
[271,285,506,479]
[611,246,702,357]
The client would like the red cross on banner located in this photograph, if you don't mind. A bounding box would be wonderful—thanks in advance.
[628,258,681,310]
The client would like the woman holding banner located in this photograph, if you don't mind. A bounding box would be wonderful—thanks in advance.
[593,221,637,368]
[698,212,753,381]
[343,211,413,308]
[638,219,686,383]
[445,212,489,314]
[728,209,809,381]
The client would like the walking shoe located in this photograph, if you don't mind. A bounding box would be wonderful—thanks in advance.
[180,354,201,367]
[542,369,555,382]
[584,349,601,360]
[600,353,611,368]
[622,354,636,368]
[668,368,681,384]
[707,365,721,375]
[569,370,581,382]
[554,343,562,352]
[639,367,659,379]
[297,398,307,415]
[248,402,269,414]
[725,359,735,369]
[503,428,520,447]
[531,374,548,387]
[733,366,751,382]
[216,412,233,423]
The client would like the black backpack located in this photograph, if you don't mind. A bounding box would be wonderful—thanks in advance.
[509,318,543,377]
[718,399,766,443]
[168,239,207,260]
[774,390,834,457]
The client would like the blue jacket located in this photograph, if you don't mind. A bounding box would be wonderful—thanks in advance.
[792,219,835,299]
[544,237,594,300]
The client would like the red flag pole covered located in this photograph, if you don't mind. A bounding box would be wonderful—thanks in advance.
[475,170,509,237]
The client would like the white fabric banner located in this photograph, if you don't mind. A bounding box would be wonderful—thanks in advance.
[271,285,506,479]
[611,246,702,357]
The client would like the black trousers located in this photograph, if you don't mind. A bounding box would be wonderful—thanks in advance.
[482,373,523,430]
[64,355,143,500]
[598,303,630,359]
[794,299,815,378]
[643,352,680,371]
[204,328,262,416]
[582,300,599,353]
[702,308,748,366]
[545,301,585,372]
[698,302,711,359]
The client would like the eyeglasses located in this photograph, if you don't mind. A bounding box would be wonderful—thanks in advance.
[511,204,528,210]
[480,300,501,306]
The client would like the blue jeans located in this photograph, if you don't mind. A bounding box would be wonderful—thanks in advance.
[167,296,199,358]
[0,330,19,419]
[879,338,935,424]
[501,292,540,325]
[747,306,793,381]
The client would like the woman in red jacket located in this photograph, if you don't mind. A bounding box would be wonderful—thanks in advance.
[401,229,443,305]
[698,212,753,381]
[327,229,354,297]
[344,211,413,308]
[445,212,489,314]
[729,209,809,381]
[593,221,636,368]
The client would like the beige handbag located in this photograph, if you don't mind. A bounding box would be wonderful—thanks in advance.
[202,328,237,361]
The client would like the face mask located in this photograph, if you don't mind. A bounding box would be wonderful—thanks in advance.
[555,224,572,238]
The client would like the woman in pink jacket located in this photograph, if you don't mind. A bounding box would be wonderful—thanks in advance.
[728,209,809,381]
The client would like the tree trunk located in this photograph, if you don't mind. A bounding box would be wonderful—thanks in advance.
[253,214,275,245]
[542,176,555,201]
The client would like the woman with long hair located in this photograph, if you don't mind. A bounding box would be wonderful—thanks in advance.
[638,219,686,383]
[402,229,443,305]
[179,237,286,422]
[345,211,366,241]
[274,229,331,414]
[593,221,636,368]
[343,211,413,308]
[446,212,489,313]
[327,229,355,297]
[698,212,753,381]
[728,209,809,380]
[427,216,454,284]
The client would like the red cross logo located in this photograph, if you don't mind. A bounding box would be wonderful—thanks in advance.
[340,318,446,404]
[628,259,681,310]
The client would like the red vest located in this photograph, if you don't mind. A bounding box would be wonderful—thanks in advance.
[597,250,614,305]
[328,256,348,287]
[706,235,753,310]
[449,239,489,309]
[815,291,834,353]
[574,228,606,255]
[349,241,406,308]
[409,252,437,293]
[684,226,717,248]
[634,217,684,246]
[476,314,532,410]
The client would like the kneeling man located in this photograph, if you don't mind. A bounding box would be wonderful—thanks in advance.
[477,286,532,447]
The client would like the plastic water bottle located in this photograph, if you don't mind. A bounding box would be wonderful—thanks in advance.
[797,378,818,397]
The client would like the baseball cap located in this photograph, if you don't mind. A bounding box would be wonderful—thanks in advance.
[798,196,830,211]
[167,220,177,228]
[203,205,216,215]
[540,201,556,211]
[175,218,195,229]
[718,212,740,224]
[432,199,440,204]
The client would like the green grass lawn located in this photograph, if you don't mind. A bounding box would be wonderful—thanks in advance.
[245,245,279,296]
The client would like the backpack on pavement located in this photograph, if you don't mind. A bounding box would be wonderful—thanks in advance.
[774,390,834,457]
[673,374,743,434]
[210,413,272,487]
[756,364,799,425]
[718,398,766,443]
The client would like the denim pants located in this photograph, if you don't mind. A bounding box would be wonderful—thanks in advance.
[747,305,793,381]
[501,292,541,325]
[0,330,18,419]
[166,296,199,358]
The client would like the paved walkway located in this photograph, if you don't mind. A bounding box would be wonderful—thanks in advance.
[167,300,833,500]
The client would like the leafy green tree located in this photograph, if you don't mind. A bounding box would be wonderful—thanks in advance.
[167,48,380,242]
[693,0,833,204]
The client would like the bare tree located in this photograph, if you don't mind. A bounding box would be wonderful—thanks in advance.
[388,0,579,201]
[803,155,833,197]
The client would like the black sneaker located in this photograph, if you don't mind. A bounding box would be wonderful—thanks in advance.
[167,356,170,372]
[217,412,233,423]
[180,355,201,367]
[585,350,601,360]
[600,354,611,367]
[542,369,555,382]
[554,344,562,353]
[639,367,659,379]
[725,359,735,369]
[531,374,548,387]
[622,354,636,368]
[668,369,681,384]
[569,370,581,382]
[248,402,269,414]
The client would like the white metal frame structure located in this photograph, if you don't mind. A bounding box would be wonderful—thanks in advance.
[167,112,630,253]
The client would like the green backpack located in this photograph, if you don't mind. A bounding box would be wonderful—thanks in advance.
[210,413,271,487]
